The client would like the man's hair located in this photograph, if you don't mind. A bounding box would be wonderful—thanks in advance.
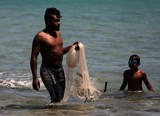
[44,7,62,24]
[129,54,140,65]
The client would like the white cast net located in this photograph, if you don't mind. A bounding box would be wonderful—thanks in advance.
[62,43,102,102]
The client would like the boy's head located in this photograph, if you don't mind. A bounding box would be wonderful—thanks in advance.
[128,54,140,65]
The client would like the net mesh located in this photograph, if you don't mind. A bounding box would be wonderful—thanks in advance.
[62,43,102,102]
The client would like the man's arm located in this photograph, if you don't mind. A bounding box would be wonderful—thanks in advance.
[63,42,79,54]
[30,34,41,90]
[63,45,72,54]
[142,72,156,92]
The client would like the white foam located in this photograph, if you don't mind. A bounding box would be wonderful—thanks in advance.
[0,71,45,89]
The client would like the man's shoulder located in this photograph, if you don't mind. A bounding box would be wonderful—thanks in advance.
[36,30,46,37]
[34,31,46,40]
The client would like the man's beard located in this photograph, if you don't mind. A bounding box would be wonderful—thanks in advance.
[54,26,60,31]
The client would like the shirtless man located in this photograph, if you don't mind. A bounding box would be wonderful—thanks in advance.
[119,54,156,92]
[30,7,79,102]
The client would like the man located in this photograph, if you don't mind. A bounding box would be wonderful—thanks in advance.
[30,7,79,102]
[119,54,156,92]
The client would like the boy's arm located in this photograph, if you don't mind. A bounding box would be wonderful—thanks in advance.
[119,72,127,91]
[143,72,156,92]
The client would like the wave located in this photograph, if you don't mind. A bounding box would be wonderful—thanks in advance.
[0,71,43,89]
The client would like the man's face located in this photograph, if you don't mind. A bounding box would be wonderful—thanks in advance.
[50,15,61,31]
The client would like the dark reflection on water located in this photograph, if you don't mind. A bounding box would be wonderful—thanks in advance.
[0,90,160,116]
[1,104,44,110]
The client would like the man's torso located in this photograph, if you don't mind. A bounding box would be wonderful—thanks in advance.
[39,31,63,68]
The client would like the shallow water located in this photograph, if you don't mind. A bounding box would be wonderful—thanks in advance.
[1,87,160,116]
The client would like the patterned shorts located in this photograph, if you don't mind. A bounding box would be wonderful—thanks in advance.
[40,63,65,102]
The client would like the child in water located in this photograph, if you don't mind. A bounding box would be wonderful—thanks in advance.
[119,54,156,92]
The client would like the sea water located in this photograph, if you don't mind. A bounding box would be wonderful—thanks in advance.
[0,0,160,115]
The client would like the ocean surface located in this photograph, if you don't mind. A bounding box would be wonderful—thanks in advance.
[0,0,160,115]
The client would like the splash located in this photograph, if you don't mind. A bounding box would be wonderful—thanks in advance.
[0,72,32,88]
[63,43,102,102]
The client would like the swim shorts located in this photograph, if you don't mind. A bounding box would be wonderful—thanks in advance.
[40,63,65,102]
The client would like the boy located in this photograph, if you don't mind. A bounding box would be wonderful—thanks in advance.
[119,54,156,92]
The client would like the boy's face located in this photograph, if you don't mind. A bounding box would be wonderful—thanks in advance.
[128,59,139,70]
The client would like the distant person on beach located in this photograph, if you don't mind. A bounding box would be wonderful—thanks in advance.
[30,7,79,102]
[119,54,156,92]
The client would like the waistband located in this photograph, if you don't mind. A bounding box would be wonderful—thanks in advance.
[41,63,63,70]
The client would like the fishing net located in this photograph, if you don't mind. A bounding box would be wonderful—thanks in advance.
[62,43,102,102]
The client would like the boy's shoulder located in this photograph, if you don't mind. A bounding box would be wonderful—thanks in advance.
[124,69,131,73]
[123,69,131,76]
[137,69,145,74]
